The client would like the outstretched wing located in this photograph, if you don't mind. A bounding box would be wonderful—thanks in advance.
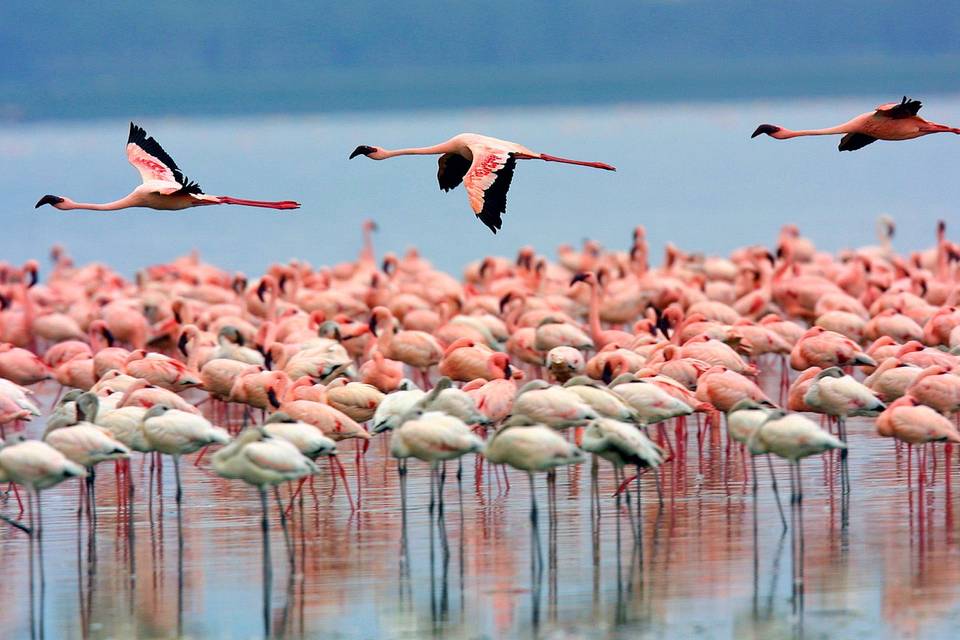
[437,153,471,192]
[126,123,203,194]
[838,132,878,152]
[462,147,516,234]
[875,96,922,119]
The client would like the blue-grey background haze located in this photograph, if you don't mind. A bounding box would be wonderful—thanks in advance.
[0,2,958,276]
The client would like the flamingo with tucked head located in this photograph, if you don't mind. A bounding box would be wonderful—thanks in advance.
[36,123,300,212]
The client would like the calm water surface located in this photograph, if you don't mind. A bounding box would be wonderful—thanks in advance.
[1,367,959,639]
[1,95,960,277]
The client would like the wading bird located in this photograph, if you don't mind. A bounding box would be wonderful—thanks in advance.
[349,133,615,233]
[36,123,300,212]
[752,97,960,151]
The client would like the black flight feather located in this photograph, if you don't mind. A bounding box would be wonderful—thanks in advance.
[128,122,203,194]
[838,132,878,152]
[475,154,516,235]
[878,96,923,119]
[437,153,470,192]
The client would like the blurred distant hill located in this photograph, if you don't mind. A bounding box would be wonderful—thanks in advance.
[2,1,960,120]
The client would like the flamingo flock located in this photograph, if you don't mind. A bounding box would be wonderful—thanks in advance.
[3,217,960,622]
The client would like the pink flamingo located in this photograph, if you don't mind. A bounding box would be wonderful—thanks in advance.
[906,366,960,415]
[438,338,512,383]
[36,123,300,212]
[752,97,960,151]
[349,133,615,233]
[876,396,960,490]
[0,343,50,385]
[359,349,405,393]
[569,271,635,348]
[368,306,442,388]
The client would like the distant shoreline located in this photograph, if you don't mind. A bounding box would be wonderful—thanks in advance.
[3,55,960,123]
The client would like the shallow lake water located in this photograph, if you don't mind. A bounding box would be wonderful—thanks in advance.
[2,366,959,639]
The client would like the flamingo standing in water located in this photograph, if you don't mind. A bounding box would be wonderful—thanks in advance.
[349,133,615,233]
[35,123,300,212]
[752,97,960,151]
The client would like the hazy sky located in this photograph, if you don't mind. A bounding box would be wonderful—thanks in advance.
[2,2,960,120]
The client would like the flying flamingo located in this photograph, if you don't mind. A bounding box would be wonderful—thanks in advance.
[752,97,960,151]
[35,123,300,212]
[349,133,615,233]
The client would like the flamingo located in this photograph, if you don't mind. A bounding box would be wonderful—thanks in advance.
[371,385,426,433]
[43,393,130,526]
[876,396,960,496]
[141,404,230,505]
[747,410,846,610]
[212,426,319,623]
[368,306,443,387]
[0,437,87,594]
[35,123,300,212]
[390,407,484,516]
[262,412,337,460]
[727,400,787,531]
[483,420,585,541]
[461,377,517,425]
[608,374,695,425]
[562,376,641,423]
[752,97,960,151]
[0,344,50,385]
[511,380,598,429]
[545,346,585,384]
[349,133,615,233]
[580,417,665,519]
[905,366,960,415]
[359,350,405,392]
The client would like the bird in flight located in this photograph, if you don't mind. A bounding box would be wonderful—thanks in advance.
[349,133,615,233]
[36,123,300,212]
[751,97,960,151]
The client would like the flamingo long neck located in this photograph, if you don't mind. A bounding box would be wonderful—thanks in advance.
[59,195,136,211]
[587,282,604,346]
[361,227,375,264]
[376,317,394,354]
[379,143,452,159]
[119,378,149,407]
[776,125,850,139]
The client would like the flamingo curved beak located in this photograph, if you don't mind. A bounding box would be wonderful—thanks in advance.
[601,362,614,385]
[751,124,781,138]
[35,195,64,208]
[349,145,376,159]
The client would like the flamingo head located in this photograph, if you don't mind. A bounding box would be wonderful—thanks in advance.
[35,195,65,209]
[349,145,383,160]
[488,353,512,380]
[751,124,784,139]
[569,271,595,287]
